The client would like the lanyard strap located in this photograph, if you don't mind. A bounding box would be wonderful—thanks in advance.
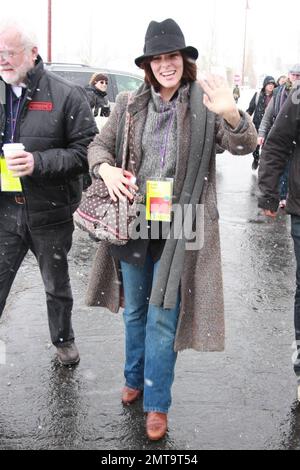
[10,89,22,143]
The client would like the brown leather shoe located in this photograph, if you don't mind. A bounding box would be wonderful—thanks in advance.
[121,386,142,405]
[146,412,168,441]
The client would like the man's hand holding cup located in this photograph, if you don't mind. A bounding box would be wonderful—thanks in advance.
[5,148,34,177]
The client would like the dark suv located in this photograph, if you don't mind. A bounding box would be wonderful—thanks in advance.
[44,63,144,102]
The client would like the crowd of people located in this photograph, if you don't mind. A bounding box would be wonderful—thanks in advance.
[0,16,300,443]
[232,66,300,209]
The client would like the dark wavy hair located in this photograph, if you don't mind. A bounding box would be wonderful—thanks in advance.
[89,73,108,86]
[140,52,197,91]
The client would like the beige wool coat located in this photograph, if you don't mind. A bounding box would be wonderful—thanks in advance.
[86,84,257,352]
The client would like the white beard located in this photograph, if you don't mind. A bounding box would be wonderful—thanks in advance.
[0,61,32,85]
[1,70,25,85]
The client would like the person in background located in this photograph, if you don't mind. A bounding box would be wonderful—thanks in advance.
[0,20,97,365]
[246,75,276,170]
[233,84,240,103]
[85,73,110,117]
[258,85,300,402]
[277,75,287,87]
[258,64,300,208]
[86,18,257,441]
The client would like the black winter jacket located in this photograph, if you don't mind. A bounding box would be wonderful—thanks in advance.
[258,88,300,215]
[0,57,98,228]
[85,85,110,117]
[246,91,272,131]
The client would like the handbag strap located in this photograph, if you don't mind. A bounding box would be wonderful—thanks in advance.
[115,93,136,175]
[121,94,132,171]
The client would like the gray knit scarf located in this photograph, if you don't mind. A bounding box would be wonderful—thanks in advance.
[149,81,216,309]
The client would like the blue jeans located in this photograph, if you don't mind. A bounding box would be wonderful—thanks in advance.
[291,215,300,376]
[121,254,180,413]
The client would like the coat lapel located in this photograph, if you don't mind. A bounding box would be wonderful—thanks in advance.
[127,86,150,174]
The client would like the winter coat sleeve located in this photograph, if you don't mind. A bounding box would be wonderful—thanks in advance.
[215,111,257,155]
[258,97,274,138]
[246,93,257,115]
[85,87,96,109]
[258,90,300,211]
[32,85,98,178]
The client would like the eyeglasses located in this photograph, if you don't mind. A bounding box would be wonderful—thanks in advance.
[0,48,25,61]
[99,81,108,85]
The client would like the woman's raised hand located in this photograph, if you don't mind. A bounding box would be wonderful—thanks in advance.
[198,74,241,128]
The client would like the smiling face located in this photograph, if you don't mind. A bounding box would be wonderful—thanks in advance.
[0,27,38,85]
[95,79,108,92]
[150,51,184,100]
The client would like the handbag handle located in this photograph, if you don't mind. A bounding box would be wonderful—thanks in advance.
[121,96,132,170]
[119,93,137,178]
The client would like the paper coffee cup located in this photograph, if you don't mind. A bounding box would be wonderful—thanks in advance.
[3,143,25,157]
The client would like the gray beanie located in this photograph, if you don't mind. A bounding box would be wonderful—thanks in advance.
[289,64,300,74]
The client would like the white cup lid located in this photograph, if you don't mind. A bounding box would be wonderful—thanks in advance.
[3,143,25,150]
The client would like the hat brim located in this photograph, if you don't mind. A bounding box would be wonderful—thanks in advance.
[135,46,198,68]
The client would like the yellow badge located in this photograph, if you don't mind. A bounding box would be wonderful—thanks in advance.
[0,156,22,192]
[146,179,173,222]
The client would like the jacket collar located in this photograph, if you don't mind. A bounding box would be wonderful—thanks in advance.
[25,56,44,98]
[92,86,107,98]
[128,83,151,115]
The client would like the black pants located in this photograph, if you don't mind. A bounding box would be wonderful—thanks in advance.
[0,195,75,346]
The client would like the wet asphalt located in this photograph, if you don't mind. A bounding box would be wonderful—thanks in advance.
[0,152,299,451]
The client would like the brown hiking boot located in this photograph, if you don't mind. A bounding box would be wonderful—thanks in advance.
[121,386,142,405]
[146,412,168,441]
[56,341,80,366]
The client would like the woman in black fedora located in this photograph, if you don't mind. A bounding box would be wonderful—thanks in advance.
[87,18,257,441]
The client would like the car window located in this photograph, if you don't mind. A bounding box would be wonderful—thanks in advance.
[114,74,143,94]
[50,70,90,87]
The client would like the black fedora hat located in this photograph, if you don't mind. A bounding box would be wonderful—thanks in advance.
[135,18,198,68]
